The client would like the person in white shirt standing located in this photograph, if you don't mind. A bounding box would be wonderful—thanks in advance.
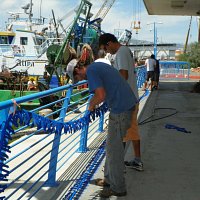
[99,33,144,171]
[144,54,156,91]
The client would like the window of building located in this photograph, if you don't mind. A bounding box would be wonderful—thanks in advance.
[20,37,28,45]
[0,36,8,44]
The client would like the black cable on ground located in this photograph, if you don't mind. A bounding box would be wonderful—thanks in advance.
[138,107,178,125]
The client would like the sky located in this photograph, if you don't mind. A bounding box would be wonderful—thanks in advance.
[0,0,199,45]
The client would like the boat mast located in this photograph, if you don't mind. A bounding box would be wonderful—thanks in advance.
[39,0,43,22]
[51,10,60,41]
[29,0,33,31]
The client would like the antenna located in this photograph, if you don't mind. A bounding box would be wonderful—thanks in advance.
[21,0,33,30]
[39,0,43,21]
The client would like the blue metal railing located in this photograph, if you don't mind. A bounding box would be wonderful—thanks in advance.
[0,66,147,199]
[0,81,108,199]
[136,65,147,88]
[159,61,190,79]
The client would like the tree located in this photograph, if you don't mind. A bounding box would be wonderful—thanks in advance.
[177,42,200,68]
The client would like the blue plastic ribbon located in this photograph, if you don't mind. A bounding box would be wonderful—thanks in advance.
[0,103,109,198]
[139,89,149,102]
[0,120,12,196]
[165,124,191,134]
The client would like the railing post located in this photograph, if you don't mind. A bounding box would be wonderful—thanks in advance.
[98,112,104,132]
[187,62,190,80]
[78,118,89,153]
[44,86,72,187]
[77,95,92,153]
[0,108,9,125]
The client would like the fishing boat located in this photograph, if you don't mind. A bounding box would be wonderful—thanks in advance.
[0,0,65,105]
[0,0,61,77]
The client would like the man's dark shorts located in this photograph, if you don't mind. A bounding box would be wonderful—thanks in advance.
[154,72,160,82]
[146,71,154,81]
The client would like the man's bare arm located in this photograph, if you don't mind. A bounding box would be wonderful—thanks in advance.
[88,87,106,111]
[119,69,128,80]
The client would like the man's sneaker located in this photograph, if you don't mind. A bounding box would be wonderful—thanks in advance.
[125,160,144,171]
[154,86,158,90]
[94,178,110,187]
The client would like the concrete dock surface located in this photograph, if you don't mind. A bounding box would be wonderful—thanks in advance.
[80,79,200,200]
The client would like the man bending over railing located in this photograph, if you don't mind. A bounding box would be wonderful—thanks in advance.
[66,57,138,198]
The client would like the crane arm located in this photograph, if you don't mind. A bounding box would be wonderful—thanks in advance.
[94,0,116,21]
[54,0,92,65]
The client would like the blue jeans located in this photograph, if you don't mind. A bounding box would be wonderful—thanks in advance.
[104,107,134,193]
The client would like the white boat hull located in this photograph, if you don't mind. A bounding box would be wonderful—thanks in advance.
[0,55,47,76]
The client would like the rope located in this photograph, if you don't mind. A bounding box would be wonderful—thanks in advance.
[138,107,178,125]
[9,99,21,115]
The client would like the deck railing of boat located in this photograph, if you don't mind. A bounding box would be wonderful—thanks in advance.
[0,37,64,57]
[0,62,190,199]
[34,38,64,56]
[0,44,13,55]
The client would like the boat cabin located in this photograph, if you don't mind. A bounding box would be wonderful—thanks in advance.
[11,29,46,57]
[0,31,15,44]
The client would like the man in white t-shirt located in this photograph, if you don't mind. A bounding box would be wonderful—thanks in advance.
[144,55,156,91]
[99,33,143,171]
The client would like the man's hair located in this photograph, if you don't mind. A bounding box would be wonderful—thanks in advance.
[99,33,118,46]
[98,49,106,58]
